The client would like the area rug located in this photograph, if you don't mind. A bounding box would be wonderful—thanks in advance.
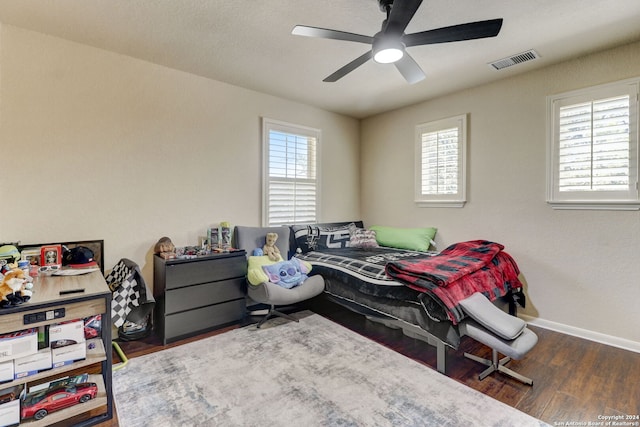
[112,312,548,427]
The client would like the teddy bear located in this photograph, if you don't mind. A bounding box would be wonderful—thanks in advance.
[0,269,34,308]
[263,232,282,262]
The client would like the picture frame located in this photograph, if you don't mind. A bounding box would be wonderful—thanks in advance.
[40,245,62,266]
[20,248,41,265]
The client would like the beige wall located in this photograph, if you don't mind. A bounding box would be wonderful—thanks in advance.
[361,41,640,348]
[2,22,639,350]
[0,24,360,283]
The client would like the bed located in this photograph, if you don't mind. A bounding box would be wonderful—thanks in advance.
[291,221,524,374]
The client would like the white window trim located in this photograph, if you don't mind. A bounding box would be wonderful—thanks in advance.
[546,78,640,210]
[262,118,321,226]
[414,114,467,208]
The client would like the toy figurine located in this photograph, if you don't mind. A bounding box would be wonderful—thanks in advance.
[263,233,282,262]
[0,269,34,308]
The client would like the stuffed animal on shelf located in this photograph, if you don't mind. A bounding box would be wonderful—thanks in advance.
[0,244,21,274]
[263,233,282,262]
[0,269,34,308]
[154,237,176,259]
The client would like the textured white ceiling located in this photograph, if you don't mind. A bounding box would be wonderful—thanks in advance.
[1,0,640,118]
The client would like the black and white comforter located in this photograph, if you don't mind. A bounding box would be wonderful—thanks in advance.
[296,247,436,301]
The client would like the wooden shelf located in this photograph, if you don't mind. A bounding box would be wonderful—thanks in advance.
[19,374,108,427]
[0,271,113,426]
[2,339,106,389]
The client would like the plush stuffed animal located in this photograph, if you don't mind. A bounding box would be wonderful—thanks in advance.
[263,233,282,262]
[261,258,310,289]
[0,269,34,308]
[154,237,176,259]
[0,244,20,274]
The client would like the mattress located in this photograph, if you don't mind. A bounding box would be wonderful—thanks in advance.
[296,247,462,348]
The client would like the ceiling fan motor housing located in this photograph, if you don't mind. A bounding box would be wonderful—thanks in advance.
[378,0,395,13]
[372,32,405,63]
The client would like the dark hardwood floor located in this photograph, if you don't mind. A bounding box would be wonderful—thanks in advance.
[99,297,640,426]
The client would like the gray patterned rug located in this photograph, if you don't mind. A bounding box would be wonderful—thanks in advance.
[113,312,548,426]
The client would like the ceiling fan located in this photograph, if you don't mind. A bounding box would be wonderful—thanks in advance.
[292,0,503,84]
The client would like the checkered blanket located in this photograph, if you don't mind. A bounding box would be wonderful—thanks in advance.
[297,247,427,282]
[106,259,154,328]
[385,240,504,288]
[296,247,434,301]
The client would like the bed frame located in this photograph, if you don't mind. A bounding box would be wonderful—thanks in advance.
[326,290,450,373]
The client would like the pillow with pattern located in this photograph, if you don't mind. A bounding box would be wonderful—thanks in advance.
[349,228,379,248]
[291,223,355,252]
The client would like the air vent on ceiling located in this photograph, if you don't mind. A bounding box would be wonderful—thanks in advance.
[489,49,540,70]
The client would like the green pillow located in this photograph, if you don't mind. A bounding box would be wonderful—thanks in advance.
[369,225,437,252]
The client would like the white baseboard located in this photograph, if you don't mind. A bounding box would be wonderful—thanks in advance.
[521,314,640,354]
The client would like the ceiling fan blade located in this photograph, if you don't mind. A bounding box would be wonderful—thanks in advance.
[384,0,423,35]
[323,51,373,82]
[394,53,426,84]
[292,25,373,44]
[403,18,503,47]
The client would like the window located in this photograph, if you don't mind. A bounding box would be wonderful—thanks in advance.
[262,118,320,226]
[547,79,639,210]
[415,114,467,207]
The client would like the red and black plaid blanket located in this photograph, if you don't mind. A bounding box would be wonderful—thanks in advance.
[385,240,522,324]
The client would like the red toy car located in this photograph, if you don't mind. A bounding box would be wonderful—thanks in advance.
[84,326,98,339]
[84,314,102,339]
[21,382,98,420]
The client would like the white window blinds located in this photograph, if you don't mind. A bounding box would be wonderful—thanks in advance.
[547,80,639,209]
[420,127,460,195]
[263,119,320,225]
[558,96,630,192]
[415,115,467,207]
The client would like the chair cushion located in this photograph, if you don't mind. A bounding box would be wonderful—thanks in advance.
[459,319,538,360]
[459,292,526,340]
[247,274,325,306]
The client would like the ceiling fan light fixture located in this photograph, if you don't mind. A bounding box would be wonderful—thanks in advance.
[373,38,405,63]
[374,47,404,63]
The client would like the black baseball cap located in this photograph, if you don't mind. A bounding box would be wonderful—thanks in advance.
[63,246,97,268]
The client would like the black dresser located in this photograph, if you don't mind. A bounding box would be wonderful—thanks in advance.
[153,251,247,344]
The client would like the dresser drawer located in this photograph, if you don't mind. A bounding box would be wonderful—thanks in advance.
[164,278,244,314]
[163,299,246,343]
[165,256,246,290]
